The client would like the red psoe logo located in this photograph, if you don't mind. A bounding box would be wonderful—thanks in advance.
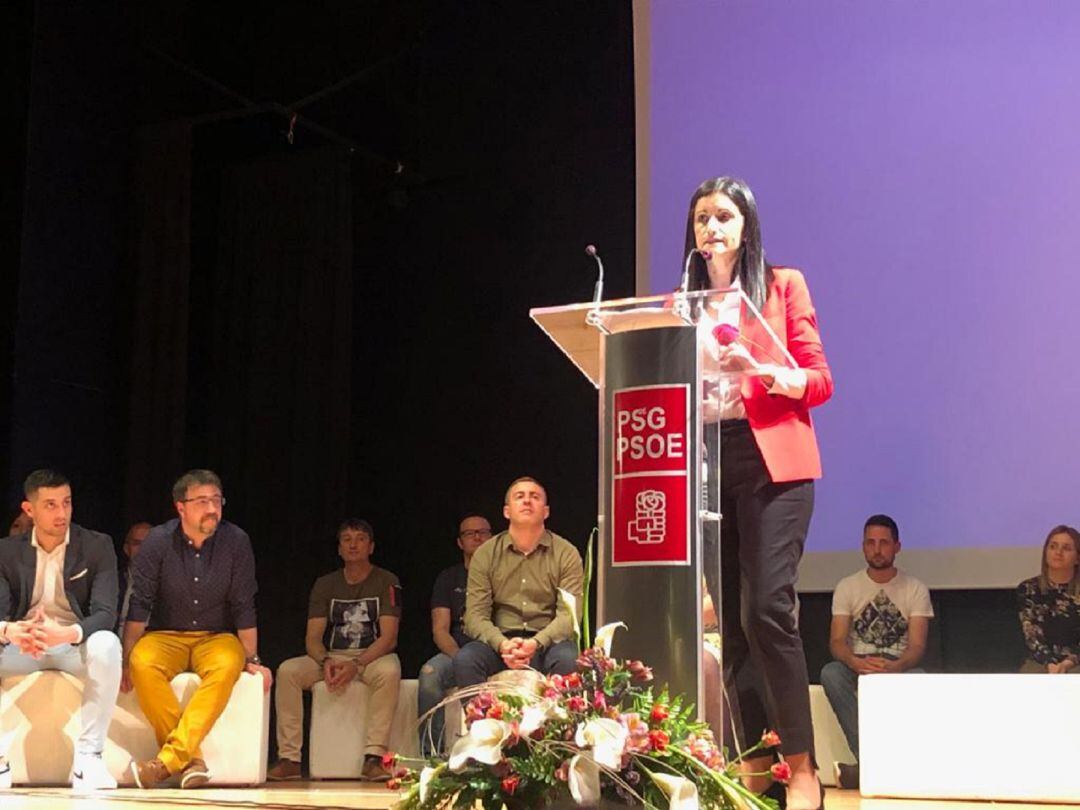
[612,385,690,566]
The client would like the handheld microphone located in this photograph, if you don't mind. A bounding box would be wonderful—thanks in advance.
[585,244,605,303]
[679,248,711,294]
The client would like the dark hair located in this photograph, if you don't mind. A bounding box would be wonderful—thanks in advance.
[1039,525,1080,596]
[338,518,374,542]
[23,469,70,499]
[171,469,223,503]
[682,176,771,310]
[864,513,899,541]
[504,476,547,504]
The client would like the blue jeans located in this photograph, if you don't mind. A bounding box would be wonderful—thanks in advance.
[820,659,925,762]
[417,652,456,757]
[453,639,578,688]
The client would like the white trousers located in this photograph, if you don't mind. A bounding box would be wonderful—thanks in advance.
[0,630,122,756]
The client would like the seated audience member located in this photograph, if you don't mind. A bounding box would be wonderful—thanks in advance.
[8,509,33,537]
[1017,525,1080,674]
[418,514,492,756]
[122,470,272,789]
[820,514,933,790]
[0,470,121,791]
[455,477,583,687]
[269,519,402,782]
[117,521,151,631]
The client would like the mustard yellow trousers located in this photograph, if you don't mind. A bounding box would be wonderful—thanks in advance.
[129,631,245,774]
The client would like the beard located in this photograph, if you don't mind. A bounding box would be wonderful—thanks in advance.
[867,557,893,570]
[199,514,220,533]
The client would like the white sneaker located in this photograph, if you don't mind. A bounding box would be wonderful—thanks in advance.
[0,755,11,790]
[71,752,117,791]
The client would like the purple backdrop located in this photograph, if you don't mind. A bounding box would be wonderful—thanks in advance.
[641,1,1080,582]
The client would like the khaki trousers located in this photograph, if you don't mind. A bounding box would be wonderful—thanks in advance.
[275,652,401,761]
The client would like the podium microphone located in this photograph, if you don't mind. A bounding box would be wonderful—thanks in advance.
[585,244,605,303]
[679,248,711,294]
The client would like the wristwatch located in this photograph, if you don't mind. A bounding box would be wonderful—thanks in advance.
[246,654,262,666]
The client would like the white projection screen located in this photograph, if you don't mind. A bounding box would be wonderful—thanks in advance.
[633,0,1080,590]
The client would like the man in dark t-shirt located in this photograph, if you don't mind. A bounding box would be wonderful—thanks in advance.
[418,514,492,756]
[269,519,402,782]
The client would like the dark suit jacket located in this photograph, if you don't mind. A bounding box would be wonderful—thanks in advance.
[0,523,119,642]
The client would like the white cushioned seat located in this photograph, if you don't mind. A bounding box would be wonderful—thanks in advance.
[0,670,269,785]
[309,677,420,778]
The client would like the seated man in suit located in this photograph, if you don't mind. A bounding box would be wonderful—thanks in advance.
[0,469,121,791]
[122,469,272,789]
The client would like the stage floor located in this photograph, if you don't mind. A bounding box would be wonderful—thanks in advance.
[0,785,1076,809]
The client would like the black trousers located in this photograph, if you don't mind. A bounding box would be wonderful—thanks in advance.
[704,420,816,757]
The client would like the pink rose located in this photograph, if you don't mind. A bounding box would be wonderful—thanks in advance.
[712,323,740,346]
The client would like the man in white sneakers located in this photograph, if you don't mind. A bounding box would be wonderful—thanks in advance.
[820,513,933,789]
[0,470,122,791]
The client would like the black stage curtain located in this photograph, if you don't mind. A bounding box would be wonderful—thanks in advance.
[187,147,353,664]
[124,122,193,527]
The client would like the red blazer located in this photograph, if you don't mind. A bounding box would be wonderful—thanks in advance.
[739,267,833,482]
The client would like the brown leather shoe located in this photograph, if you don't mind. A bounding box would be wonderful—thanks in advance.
[130,757,171,789]
[180,757,211,789]
[360,755,392,782]
[267,758,303,781]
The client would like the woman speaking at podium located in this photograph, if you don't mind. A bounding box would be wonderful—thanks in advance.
[685,176,832,810]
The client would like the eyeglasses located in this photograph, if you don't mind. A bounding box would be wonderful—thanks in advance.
[182,496,226,509]
[459,529,492,540]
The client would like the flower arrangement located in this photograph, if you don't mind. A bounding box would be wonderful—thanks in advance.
[388,619,783,809]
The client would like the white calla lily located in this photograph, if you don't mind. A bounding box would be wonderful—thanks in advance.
[557,586,581,643]
[651,771,700,810]
[519,698,561,736]
[593,621,627,656]
[574,717,628,770]
[418,764,443,804]
[447,718,512,772]
[567,753,600,805]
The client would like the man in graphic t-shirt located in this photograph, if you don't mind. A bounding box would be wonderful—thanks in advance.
[269,519,401,782]
[820,513,933,789]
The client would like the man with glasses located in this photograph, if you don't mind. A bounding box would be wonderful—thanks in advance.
[121,469,272,789]
[417,514,492,756]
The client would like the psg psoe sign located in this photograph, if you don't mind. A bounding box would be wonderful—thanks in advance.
[611,384,691,566]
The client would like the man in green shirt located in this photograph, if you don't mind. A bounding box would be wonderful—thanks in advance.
[455,477,583,686]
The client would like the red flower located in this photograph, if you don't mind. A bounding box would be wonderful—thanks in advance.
[593,691,608,711]
[548,674,566,691]
[648,729,670,751]
[761,730,781,748]
[712,323,740,346]
[386,778,401,790]
[567,695,587,712]
[380,752,397,769]
[627,660,654,682]
[770,762,792,783]
[565,672,583,689]
[501,774,521,795]
[650,704,669,724]
[487,703,504,720]
[555,760,570,782]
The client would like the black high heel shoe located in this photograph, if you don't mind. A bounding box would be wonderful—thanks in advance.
[763,780,787,808]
